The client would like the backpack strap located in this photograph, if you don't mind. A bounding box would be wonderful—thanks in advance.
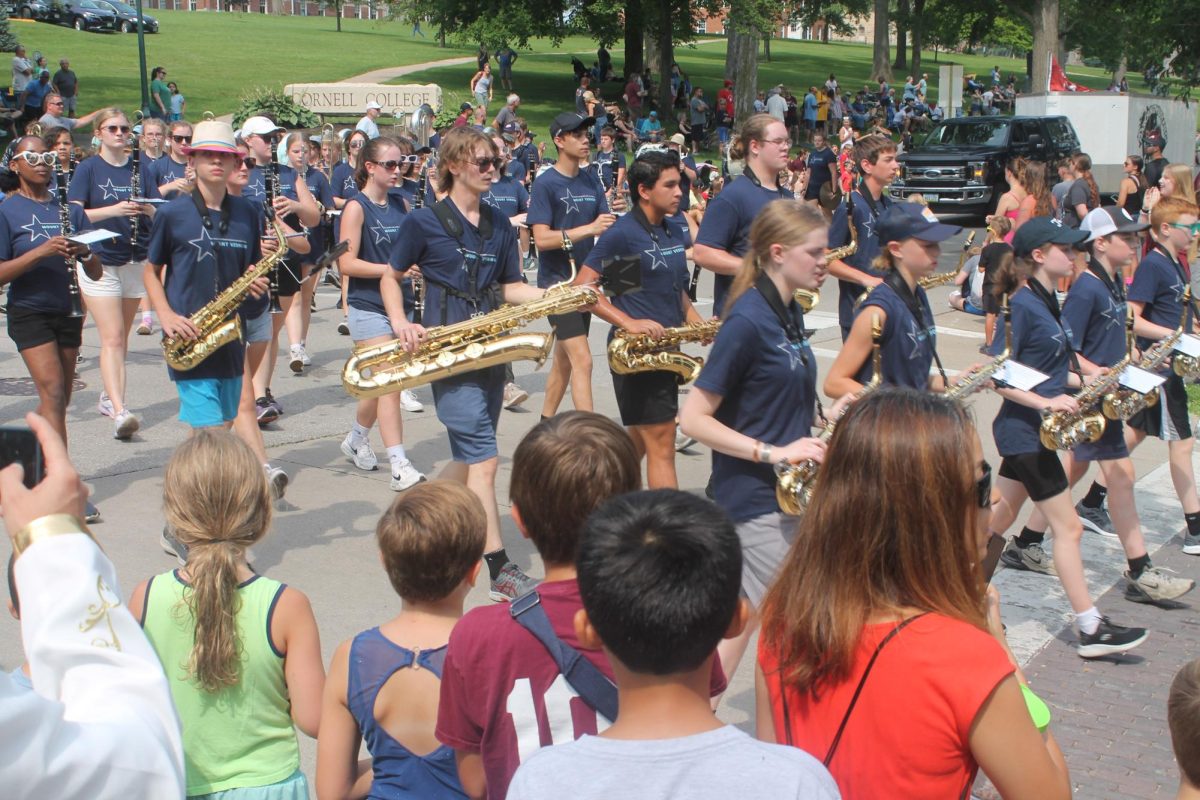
[510,591,618,723]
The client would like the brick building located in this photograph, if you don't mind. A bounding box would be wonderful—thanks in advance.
[139,0,385,18]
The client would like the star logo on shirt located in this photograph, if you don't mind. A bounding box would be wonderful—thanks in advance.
[22,215,60,243]
[643,239,668,271]
[905,320,928,360]
[1174,279,1188,305]
[368,221,392,246]
[776,337,806,371]
[1051,330,1066,357]
[482,191,502,211]
[189,226,216,264]
[98,178,126,201]
[1099,298,1125,331]
[245,179,265,200]
[559,193,581,214]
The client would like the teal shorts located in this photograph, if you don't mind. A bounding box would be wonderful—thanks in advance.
[176,377,242,428]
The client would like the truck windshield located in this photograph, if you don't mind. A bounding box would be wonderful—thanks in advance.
[919,120,1011,148]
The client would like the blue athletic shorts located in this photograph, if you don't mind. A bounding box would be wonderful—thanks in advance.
[432,366,504,464]
[348,305,394,341]
[176,377,241,428]
[243,307,272,344]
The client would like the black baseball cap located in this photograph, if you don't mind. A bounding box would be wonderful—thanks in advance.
[550,112,594,139]
[1144,132,1165,149]
[459,102,473,112]
[877,202,962,244]
[1011,217,1089,258]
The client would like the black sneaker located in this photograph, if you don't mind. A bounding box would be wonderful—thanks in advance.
[256,396,279,425]
[84,500,100,524]
[1000,538,1057,575]
[1076,616,1148,659]
[337,319,350,336]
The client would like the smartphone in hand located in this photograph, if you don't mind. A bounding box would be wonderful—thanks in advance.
[0,427,44,489]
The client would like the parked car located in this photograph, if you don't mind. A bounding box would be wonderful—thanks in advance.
[9,0,57,21]
[91,0,157,32]
[888,115,1081,216]
[56,0,117,31]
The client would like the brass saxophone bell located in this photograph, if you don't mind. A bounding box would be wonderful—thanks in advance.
[794,288,819,313]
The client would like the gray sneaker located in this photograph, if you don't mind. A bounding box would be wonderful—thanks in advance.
[1125,566,1195,604]
[489,561,539,602]
[1076,501,1116,537]
[1184,532,1200,556]
[1000,538,1057,575]
[160,525,188,566]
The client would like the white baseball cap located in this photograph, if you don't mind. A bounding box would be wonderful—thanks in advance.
[1080,206,1149,242]
[366,101,383,111]
[239,115,285,138]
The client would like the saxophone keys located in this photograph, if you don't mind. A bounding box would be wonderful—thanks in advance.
[464,342,485,360]
[404,363,425,378]
[436,351,457,368]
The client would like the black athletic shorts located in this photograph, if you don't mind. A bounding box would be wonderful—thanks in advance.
[611,368,679,426]
[999,448,1069,502]
[1128,372,1192,441]
[275,256,303,298]
[7,306,83,352]
[981,281,1001,315]
[549,310,591,341]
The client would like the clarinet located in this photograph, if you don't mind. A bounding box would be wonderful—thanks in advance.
[56,162,85,318]
[128,129,142,252]
[264,146,284,314]
[411,159,430,324]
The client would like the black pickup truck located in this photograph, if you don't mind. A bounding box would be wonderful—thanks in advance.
[888,115,1081,216]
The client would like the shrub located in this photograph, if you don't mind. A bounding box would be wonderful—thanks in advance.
[232,86,319,130]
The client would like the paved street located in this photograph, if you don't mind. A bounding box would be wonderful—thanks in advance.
[0,226,1194,795]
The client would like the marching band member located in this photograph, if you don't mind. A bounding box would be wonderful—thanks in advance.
[282,132,335,377]
[577,146,698,489]
[138,117,166,163]
[382,126,546,602]
[149,120,195,200]
[331,129,369,336]
[824,202,960,396]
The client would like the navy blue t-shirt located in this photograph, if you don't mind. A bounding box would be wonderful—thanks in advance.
[0,193,94,314]
[146,193,263,381]
[694,287,817,522]
[68,154,156,264]
[483,175,529,219]
[526,166,609,288]
[332,161,358,201]
[991,286,1075,455]
[593,150,625,192]
[585,210,689,330]
[393,178,418,210]
[149,156,188,198]
[1128,246,1188,354]
[278,166,333,259]
[347,193,406,316]
[507,159,527,185]
[1062,266,1127,367]
[694,173,792,316]
[829,188,892,330]
[855,279,936,390]
[803,146,837,200]
[678,154,697,212]
[389,201,522,327]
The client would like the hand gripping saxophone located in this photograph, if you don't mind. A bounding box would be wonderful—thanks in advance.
[774,311,883,515]
[607,319,722,385]
[944,294,1011,402]
[1038,306,1136,451]
[162,220,289,371]
[1103,286,1194,419]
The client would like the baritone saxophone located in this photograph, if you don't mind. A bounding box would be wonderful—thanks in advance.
[608,319,722,385]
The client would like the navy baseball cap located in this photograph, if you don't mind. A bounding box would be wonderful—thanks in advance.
[1011,217,1089,258]
[550,112,594,138]
[501,121,521,142]
[877,202,962,244]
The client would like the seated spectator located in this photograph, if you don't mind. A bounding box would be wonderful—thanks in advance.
[757,388,1072,799]
[0,412,184,797]
[929,100,944,122]
[507,490,840,800]
[1169,659,1200,800]
[638,110,663,142]
[316,481,486,799]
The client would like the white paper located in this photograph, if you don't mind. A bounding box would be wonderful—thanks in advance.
[68,229,121,245]
[1119,365,1167,393]
[992,359,1050,392]
[1173,333,1200,358]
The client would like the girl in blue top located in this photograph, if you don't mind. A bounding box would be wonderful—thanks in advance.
[985,217,1148,659]
[281,133,335,376]
[331,129,368,336]
[679,199,835,681]
[338,135,425,493]
[824,202,960,399]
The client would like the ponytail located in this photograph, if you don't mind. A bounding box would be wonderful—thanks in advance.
[993,250,1030,300]
[185,542,243,692]
[1072,153,1099,209]
[724,200,827,312]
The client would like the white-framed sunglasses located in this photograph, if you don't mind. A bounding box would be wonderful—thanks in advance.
[14,151,58,167]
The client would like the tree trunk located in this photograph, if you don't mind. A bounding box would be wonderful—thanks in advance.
[624,0,644,78]
[763,34,771,62]
[1113,55,1127,87]
[727,27,758,123]
[892,0,908,72]
[872,0,891,82]
[910,0,925,80]
[1030,0,1058,93]
[655,2,674,123]
[645,33,661,114]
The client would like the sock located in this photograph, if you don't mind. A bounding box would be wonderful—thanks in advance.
[1186,512,1200,537]
[1127,554,1150,579]
[349,423,370,448]
[1075,606,1102,636]
[1015,527,1045,548]
[1081,481,1108,509]
[484,548,509,581]
[386,444,408,469]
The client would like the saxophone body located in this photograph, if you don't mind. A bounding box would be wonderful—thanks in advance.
[162,220,288,371]
[1039,360,1129,450]
[918,230,977,290]
[798,192,860,312]
[1103,289,1191,419]
[945,295,1010,402]
[342,284,599,399]
[607,320,721,385]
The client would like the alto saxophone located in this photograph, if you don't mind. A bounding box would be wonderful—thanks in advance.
[1038,307,1136,451]
[1171,286,1200,379]
[162,220,288,371]
[608,319,721,385]
[798,190,860,311]
[1103,287,1191,419]
[342,283,598,399]
[918,230,977,289]
[775,312,883,515]
[945,294,1010,402]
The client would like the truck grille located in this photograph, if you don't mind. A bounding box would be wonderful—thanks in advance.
[903,165,965,181]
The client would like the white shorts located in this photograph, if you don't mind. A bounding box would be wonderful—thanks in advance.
[78,261,146,299]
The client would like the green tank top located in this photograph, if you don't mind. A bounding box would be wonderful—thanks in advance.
[142,570,300,795]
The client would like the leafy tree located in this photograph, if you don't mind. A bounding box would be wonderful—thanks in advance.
[0,6,17,54]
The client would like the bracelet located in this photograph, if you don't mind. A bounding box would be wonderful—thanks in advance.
[752,440,762,463]
[761,444,773,464]
[12,513,91,557]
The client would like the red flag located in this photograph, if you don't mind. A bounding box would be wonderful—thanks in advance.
[1050,55,1091,92]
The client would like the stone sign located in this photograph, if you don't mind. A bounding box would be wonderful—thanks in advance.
[284,83,442,116]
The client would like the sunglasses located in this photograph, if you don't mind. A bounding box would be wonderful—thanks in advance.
[240,157,255,169]
[14,151,57,167]
[370,159,405,171]
[171,135,192,144]
[470,157,505,172]
[349,140,364,149]
[103,125,131,134]
[48,100,63,106]
[976,461,992,510]
[1169,222,1200,236]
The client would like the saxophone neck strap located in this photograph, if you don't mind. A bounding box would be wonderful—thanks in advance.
[189,187,231,235]
[1086,256,1125,303]
[1026,279,1082,377]
[884,270,948,387]
[429,198,496,319]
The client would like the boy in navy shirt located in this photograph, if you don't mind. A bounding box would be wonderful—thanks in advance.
[144,119,267,430]
[527,111,615,417]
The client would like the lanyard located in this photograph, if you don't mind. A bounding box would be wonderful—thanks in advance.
[1026,279,1082,376]
[883,271,947,387]
[1085,257,1125,303]
[754,273,824,420]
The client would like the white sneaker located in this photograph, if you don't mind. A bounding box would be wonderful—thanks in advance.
[503,382,529,409]
[113,409,139,440]
[265,465,289,499]
[97,392,115,418]
[298,343,312,366]
[390,459,426,491]
[289,345,304,374]
[400,390,424,413]
[340,435,378,471]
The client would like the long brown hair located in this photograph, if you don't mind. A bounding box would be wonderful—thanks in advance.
[163,431,271,693]
[1018,160,1053,217]
[760,388,986,692]
[728,113,778,162]
[725,200,827,311]
[1071,153,1100,209]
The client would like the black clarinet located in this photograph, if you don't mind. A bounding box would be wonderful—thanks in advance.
[56,162,85,318]
[128,129,142,251]
[411,159,430,324]
[264,146,284,314]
